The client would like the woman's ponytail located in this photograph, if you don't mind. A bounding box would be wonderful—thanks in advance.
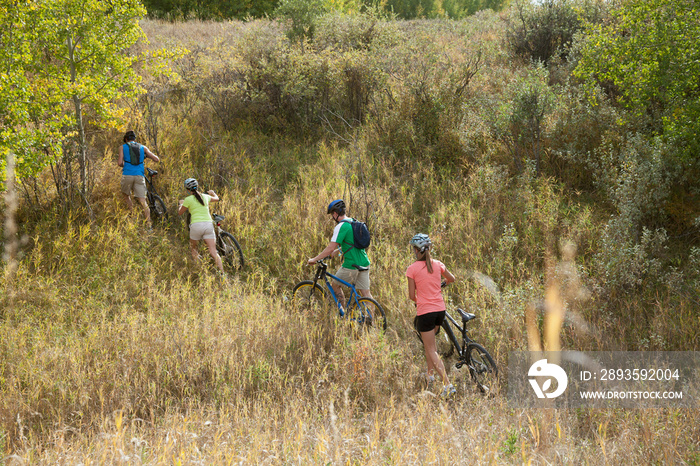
[192,187,205,206]
[416,246,434,274]
[424,248,433,274]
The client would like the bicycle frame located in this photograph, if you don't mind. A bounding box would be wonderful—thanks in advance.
[442,309,476,365]
[145,168,158,195]
[311,260,365,317]
[213,214,225,239]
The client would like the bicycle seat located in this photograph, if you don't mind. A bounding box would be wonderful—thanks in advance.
[353,265,369,272]
[212,214,225,222]
[147,168,158,176]
[456,308,476,322]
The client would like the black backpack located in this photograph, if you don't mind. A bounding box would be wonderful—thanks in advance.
[125,141,144,166]
[342,218,371,250]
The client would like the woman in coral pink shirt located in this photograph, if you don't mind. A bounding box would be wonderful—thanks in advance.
[406,233,456,397]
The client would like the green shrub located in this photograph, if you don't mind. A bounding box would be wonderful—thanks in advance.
[366,22,483,169]
[504,0,607,64]
[592,134,673,234]
[549,80,620,191]
[275,0,331,45]
[466,64,556,176]
[594,224,668,293]
[313,10,399,52]
[181,21,385,138]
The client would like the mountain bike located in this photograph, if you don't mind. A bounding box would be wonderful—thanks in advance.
[292,258,387,332]
[212,213,244,272]
[415,291,498,394]
[145,167,168,223]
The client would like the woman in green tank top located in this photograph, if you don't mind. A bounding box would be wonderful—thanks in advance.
[177,178,224,273]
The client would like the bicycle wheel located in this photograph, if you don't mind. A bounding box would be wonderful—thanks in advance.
[218,231,244,271]
[149,193,168,222]
[347,297,387,332]
[292,281,327,312]
[466,342,498,395]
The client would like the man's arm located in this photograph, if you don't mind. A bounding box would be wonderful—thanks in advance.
[117,144,124,167]
[308,242,340,265]
[145,147,160,163]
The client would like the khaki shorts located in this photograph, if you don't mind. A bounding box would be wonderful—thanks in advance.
[335,266,370,291]
[121,175,147,198]
[189,221,216,241]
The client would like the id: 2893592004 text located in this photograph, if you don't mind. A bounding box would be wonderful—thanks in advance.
[508,351,700,409]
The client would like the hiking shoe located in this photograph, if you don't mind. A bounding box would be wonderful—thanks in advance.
[424,374,436,387]
[441,384,457,398]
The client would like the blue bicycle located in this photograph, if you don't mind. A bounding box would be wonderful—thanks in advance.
[292,258,387,332]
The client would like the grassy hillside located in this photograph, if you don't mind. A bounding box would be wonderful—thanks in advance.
[1,8,699,463]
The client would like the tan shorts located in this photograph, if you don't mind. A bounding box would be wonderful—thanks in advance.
[121,175,147,198]
[189,221,216,241]
[335,266,370,291]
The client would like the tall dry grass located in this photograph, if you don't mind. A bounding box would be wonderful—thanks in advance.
[1,12,699,465]
[2,139,699,463]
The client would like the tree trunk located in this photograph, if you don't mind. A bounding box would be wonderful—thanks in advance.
[67,35,88,197]
[73,93,87,196]
[3,150,19,286]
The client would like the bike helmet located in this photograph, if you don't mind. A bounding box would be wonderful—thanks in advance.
[184,178,198,191]
[327,199,346,215]
[409,233,432,253]
[123,130,136,143]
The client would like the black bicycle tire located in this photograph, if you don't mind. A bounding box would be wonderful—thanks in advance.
[292,281,327,310]
[347,296,387,332]
[150,193,168,222]
[218,231,244,271]
[466,342,498,394]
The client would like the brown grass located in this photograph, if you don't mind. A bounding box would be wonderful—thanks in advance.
[2,12,699,465]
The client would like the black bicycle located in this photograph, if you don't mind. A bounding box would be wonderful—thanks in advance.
[145,167,168,223]
[416,303,498,395]
[213,213,244,271]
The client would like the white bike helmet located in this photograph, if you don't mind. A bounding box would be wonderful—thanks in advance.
[409,233,432,253]
[184,178,198,191]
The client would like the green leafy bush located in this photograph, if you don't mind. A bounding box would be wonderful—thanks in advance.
[466,64,556,175]
[574,0,700,222]
[275,0,331,45]
[313,10,399,52]
[594,135,673,233]
[505,0,607,64]
[549,81,620,190]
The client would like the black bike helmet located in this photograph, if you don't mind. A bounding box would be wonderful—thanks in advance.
[327,199,346,214]
[184,178,198,191]
[123,130,136,143]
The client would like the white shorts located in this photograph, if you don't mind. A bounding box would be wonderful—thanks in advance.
[189,221,215,241]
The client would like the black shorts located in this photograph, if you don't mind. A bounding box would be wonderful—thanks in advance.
[415,311,446,333]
